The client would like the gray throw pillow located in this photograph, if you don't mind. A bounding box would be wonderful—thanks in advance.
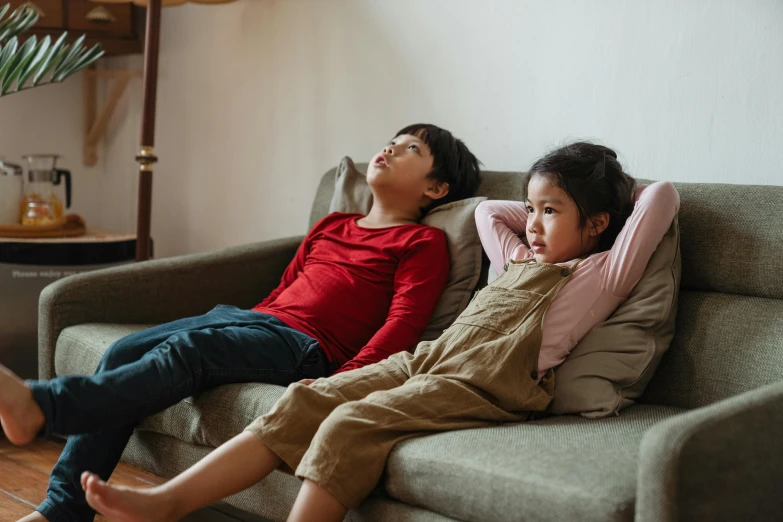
[549,216,681,418]
[328,156,486,341]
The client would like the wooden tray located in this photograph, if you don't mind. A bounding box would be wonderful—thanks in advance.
[0,214,86,239]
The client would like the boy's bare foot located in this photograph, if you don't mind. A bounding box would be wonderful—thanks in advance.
[82,472,178,522]
[0,364,44,446]
[16,512,48,522]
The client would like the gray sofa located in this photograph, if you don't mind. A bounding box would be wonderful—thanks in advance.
[39,169,783,522]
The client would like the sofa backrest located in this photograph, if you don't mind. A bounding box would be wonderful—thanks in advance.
[640,182,783,409]
[310,168,783,410]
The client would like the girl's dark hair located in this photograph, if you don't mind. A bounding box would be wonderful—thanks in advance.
[395,123,482,214]
[523,141,636,253]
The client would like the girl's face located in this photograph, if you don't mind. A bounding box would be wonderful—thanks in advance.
[525,174,607,264]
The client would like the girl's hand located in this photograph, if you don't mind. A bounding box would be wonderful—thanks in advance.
[298,379,315,386]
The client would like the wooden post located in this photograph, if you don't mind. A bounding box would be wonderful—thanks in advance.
[135,0,161,261]
[83,65,98,166]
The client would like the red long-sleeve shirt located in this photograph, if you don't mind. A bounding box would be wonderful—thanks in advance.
[253,213,449,374]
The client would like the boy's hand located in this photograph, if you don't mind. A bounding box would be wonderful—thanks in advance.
[297,379,315,386]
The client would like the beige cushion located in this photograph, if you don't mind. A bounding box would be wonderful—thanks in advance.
[550,216,681,418]
[328,156,486,341]
[385,404,685,522]
[329,157,374,216]
[55,323,153,377]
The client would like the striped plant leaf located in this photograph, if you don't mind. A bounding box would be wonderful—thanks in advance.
[0,5,38,43]
[0,38,102,95]
[33,32,67,85]
[51,34,85,79]
[2,34,36,93]
[0,3,104,97]
[0,36,19,79]
[54,45,104,82]
[15,34,49,89]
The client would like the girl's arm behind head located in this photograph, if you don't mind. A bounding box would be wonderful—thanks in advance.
[602,181,681,298]
[475,200,532,274]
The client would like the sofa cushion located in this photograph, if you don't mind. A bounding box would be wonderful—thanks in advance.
[384,404,684,522]
[328,156,487,341]
[672,182,783,300]
[549,216,681,418]
[642,291,783,409]
[123,431,457,522]
[55,323,153,377]
[328,156,373,216]
[55,323,287,447]
[136,382,286,447]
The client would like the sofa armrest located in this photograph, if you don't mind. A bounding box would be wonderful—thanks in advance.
[38,236,303,379]
[636,380,783,522]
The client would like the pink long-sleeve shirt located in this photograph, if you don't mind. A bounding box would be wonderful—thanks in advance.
[475,181,680,376]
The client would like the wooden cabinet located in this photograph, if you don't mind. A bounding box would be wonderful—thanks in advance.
[7,0,63,28]
[10,0,144,55]
[68,1,134,35]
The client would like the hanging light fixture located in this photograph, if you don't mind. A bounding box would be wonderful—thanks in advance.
[89,0,238,261]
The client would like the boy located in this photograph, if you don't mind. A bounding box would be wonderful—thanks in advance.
[0,123,482,522]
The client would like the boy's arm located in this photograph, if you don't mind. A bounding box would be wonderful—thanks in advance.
[603,181,680,298]
[475,200,531,273]
[332,230,449,374]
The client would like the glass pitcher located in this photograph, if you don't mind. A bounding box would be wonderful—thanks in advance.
[21,154,72,226]
[0,159,23,225]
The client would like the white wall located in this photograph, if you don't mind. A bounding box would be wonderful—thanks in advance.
[17,0,783,258]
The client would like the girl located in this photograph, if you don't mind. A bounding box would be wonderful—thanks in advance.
[79,142,680,522]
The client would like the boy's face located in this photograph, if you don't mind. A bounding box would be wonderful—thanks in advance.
[366,133,442,205]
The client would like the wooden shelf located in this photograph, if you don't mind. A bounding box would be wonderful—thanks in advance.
[11,1,146,56]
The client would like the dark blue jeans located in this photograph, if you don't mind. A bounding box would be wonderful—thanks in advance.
[28,305,333,522]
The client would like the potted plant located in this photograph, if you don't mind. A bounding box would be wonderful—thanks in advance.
[0,3,103,97]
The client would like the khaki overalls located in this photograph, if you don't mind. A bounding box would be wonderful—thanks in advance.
[247,258,579,508]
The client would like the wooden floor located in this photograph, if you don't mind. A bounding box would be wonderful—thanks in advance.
[0,435,165,521]
[0,436,253,522]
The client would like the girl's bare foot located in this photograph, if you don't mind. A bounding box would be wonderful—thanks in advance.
[82,473,178,522]
[0,364,44,446]
[16,512,48,522]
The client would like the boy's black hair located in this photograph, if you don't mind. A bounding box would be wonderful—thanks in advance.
[523,141,637,253]
[395,123,482,214]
